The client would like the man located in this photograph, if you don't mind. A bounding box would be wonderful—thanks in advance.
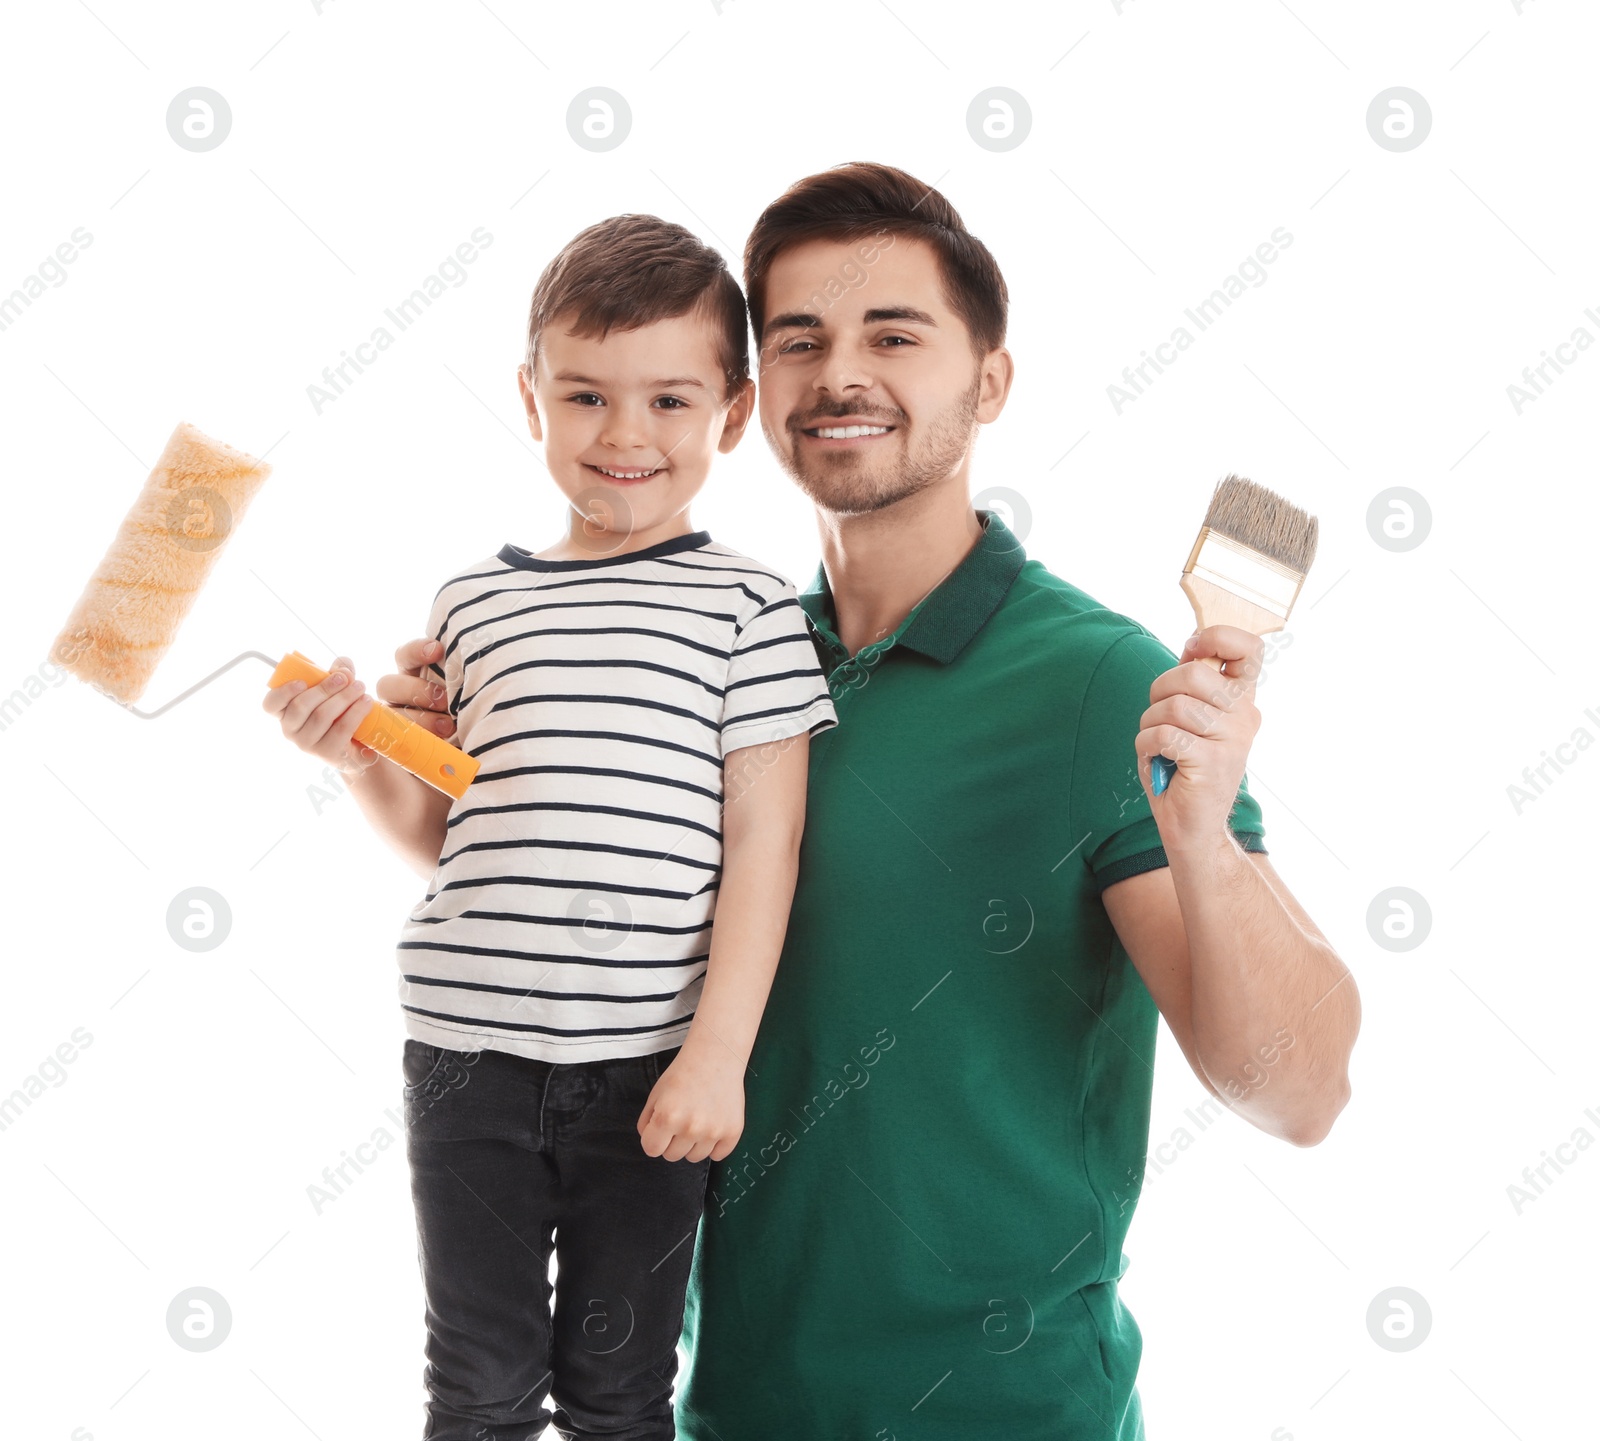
[379,163,1360,1438]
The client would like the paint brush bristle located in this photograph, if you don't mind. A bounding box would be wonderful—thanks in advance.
[1202,473,1318,577]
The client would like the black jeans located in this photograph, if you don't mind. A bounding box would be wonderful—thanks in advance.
[401,1039,712,1440]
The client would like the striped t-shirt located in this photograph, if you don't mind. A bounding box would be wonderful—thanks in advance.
[394,529,838,1065]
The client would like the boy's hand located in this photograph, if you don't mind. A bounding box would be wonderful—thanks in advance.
[637,1042,745,1163]
[261,655,377,775]
[376,638,456,741]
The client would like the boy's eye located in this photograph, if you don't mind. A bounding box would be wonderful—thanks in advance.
[568,393,602,406]
[655,396,688,410]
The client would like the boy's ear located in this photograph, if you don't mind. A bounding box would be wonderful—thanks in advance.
[716,376,757,455]
[517,364,543,443]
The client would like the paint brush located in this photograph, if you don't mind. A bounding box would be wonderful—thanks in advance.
[1151,473,1318,795]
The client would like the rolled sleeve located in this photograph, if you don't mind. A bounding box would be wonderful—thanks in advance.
[1070,628,1267,894]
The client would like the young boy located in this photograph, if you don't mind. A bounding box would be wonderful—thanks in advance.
[263,214,837,1440]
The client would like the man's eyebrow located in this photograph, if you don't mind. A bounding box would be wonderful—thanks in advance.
[763,305,939,337]
[863,306,938,327]
[553,372,708,389]
[762,314,818,336]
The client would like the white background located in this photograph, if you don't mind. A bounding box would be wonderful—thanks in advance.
[1,1,1594,1438]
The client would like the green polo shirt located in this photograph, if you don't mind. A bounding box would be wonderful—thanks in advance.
[679,509,1267,1440]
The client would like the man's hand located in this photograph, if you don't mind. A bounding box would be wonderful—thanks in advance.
[377,638,456,740]
[1134,623,1264,853]
[637,1042,746,1164]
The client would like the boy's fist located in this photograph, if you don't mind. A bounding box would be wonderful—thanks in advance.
[637,1044,745,1164]
[262,654,377,776]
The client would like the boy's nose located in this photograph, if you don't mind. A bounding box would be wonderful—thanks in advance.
[599,412,650,448]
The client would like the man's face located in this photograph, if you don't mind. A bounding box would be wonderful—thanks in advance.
[755,235,1007,517]
[518,309,753,541]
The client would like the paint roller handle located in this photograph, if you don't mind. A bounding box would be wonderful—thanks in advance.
[268,651,478,800]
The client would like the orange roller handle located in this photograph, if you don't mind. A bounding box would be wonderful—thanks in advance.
[268,650,478,800]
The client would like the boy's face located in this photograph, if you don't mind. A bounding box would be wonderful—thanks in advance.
[755,235,1010,517]
[518,309,753,540]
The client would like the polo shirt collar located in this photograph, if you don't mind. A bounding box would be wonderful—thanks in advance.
[798,508,1028,665]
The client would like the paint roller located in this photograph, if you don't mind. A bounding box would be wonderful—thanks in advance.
[48,420,478,799]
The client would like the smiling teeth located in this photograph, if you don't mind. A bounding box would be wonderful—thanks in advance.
[595,465,659,479]
[813,425,890,439]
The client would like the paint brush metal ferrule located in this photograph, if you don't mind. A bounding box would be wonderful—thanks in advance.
[1182,527,1305,624]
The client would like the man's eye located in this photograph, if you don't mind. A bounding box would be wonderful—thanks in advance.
[780,339,816,354]
[879,336,911,346]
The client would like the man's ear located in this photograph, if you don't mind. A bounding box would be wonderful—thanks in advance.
[517,364,543,443]
[975,346,1015,425]
[716,376,757,454]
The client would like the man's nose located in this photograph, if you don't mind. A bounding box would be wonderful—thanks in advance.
[813,347,869,396]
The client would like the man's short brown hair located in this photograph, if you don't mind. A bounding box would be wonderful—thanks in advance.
[742,162,1008,363]
[522,214,749,402]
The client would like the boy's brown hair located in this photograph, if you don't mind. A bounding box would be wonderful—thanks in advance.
[522,214,749,402]
[742,162,1009,364]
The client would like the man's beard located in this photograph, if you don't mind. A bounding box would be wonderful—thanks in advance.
[768,367,982,518]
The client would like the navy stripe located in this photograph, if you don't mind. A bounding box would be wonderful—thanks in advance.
[437,576,757,641]
[507,572,767,604]
[722,695,831,729]
[725,668,831,695]
[413,909,711,937]
[656,555,788,588]
[481,692,723,734]
[404,974,689,1004]
[432,564,519,606]
[399,941,711,969]
[462,656,725,713]
[467,623,731,665]
[470,727,722,771]
[445,800,722,842]
[733,592,805,639]
[429,873,703,902]
[469,764,722,805]
[729,631,815,660]
[451,597,741,660]
[438,836,720,874]
[403,1002,695,1039]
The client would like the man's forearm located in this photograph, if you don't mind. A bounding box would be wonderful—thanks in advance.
[682,826,802,1069]
[1168,834,1357,1144]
